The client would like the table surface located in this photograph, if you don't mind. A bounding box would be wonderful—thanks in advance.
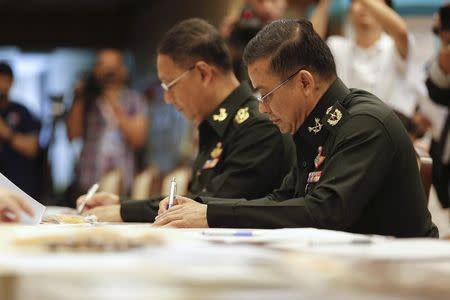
[1,223,450,300]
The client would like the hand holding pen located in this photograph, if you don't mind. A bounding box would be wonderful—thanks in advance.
[154,177,177,217]
[77,183,100,214]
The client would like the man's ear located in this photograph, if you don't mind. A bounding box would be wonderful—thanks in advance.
[298,70,315,95]
[195,61,213,86]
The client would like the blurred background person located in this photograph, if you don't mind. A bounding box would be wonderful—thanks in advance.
[0,62,41,199]
[220,0,288,39]
[66,49,148,204]
[221,0,288,81]
[426,3,450,209]
[312,0,419,121]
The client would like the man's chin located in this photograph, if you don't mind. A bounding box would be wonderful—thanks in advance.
[275,123,289,134]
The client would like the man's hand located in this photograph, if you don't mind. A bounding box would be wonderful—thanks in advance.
[84,205,122,222]
[0,187,33,222]
[157,196,171,216]
[76,192,119,211]
[154,196,208,228]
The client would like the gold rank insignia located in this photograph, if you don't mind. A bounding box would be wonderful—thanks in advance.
[203,142,223,169]
[326,107,342,126]
[234,107,250,124]
[213,108,228,122]
[308,118,323,134]
[210,142,223,159]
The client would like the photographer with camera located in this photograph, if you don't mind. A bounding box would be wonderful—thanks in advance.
[67,49,148,197]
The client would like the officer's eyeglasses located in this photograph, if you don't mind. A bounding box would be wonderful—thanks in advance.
[256,67,304,104]
[161,65,195,92]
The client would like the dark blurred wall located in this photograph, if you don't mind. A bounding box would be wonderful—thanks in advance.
[127,0,238,78]
[0,0,239,76]
[0,0,141,49]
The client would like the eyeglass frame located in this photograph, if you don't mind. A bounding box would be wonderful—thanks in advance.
[160,65,195,92]
[256,67,304,103]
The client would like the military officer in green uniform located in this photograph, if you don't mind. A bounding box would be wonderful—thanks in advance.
[154,19,438,238]
[77,18,295,222]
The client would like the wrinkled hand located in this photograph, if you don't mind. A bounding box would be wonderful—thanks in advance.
[0,187,33,222]
[157,196,171,216]
[76,192,119,211]
[154,196,208,228]
[84,205,122,222]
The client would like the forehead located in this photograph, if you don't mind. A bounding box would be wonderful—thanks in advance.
[96,51,123,67]
[156,54,186,80]
[247,57,279,89]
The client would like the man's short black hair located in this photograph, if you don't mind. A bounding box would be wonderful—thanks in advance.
[0,61,13,79]
[158,18,232,72]
[439,4,450,31]
[243,19,337,80]
[385,0,393,9]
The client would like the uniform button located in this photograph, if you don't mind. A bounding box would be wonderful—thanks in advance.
[202,188,207,192]
[302,161,307,168]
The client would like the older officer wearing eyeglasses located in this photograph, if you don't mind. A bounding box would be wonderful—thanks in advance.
[154,19,438,238]
[77,18,295,223]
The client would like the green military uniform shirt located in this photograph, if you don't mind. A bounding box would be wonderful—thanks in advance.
[203,79,438,238]
[120,82,296,222]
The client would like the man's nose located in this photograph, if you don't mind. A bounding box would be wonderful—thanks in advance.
[164,90,173,104]
[258,100,270,114]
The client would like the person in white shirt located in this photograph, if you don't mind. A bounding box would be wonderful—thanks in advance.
[311,0,418,118]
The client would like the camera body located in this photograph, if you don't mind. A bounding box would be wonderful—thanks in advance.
[81,70,120,102]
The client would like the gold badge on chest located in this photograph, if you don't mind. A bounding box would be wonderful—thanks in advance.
[203,142,223,169]
[210,142,223,159]
[213,108,228,122]
[235,107,250,124]
[326,107,342,126]
[308,118,323,134]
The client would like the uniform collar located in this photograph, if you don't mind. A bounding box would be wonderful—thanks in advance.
[201,81,253,137]
[294,78,350,147]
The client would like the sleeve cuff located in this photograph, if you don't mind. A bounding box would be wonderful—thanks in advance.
[200,196,242,228]
[428,59,450,89]
[206,204,236,228]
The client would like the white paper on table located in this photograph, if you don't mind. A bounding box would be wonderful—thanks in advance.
[0,172,46,224]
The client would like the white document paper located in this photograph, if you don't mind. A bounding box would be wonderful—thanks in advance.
[0,172,46,224]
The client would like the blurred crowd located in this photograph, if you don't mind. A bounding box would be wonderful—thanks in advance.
[0,0,449,211]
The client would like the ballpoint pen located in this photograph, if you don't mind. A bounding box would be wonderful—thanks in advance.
[77,183,99,214]
[307,237,373,246]
[201,230,254,237]
[168,177,177,209]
